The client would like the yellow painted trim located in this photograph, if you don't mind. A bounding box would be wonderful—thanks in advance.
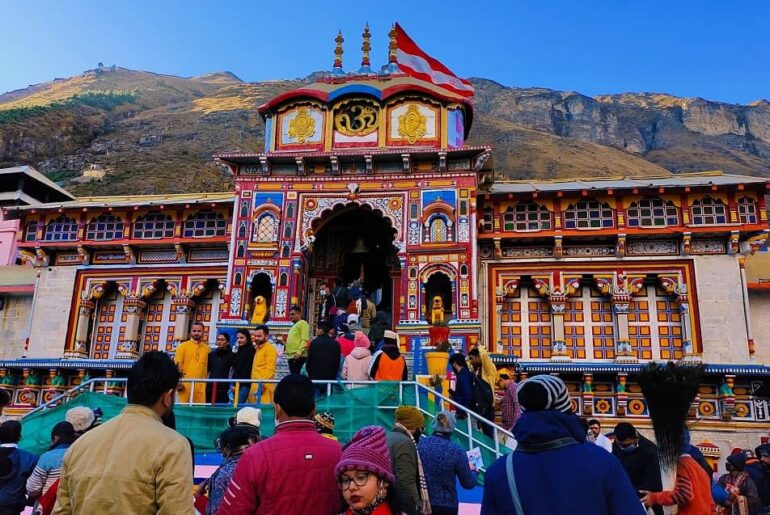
[440,106,448,148]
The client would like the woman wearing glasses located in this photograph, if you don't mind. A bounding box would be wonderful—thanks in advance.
[335,425,409,515]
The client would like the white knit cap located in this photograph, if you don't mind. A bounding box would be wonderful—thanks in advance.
[65,406,96,432]
[236,407,261,428]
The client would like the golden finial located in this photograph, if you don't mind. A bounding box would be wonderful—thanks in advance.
[333,30,344,73]
[388,24,398,64]
[361,22,371,69]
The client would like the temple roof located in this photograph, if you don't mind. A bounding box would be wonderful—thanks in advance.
[489,171,768,194]
[7,192,234,211]
[258,74,474,134]
[0,166,75,205]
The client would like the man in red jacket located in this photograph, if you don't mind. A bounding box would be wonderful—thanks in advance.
[218,374,342,515]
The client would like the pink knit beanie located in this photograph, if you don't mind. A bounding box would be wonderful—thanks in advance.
[354,331,371,349]
[335,425,395,483]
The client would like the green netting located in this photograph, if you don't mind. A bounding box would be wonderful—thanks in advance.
[19,382,506,477]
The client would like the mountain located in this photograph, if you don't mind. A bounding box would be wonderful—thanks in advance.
[0,66,768,195]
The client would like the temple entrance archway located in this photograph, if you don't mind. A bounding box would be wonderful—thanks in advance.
[307,204,400,322]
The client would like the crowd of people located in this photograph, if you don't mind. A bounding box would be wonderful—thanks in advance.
[1,349,769,514]
[171,299,416,408]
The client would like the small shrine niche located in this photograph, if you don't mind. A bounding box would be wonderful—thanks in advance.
[249,273,273,324]
[424,272,452,324]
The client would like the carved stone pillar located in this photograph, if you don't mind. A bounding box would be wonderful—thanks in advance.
[171,297,196,353]
[612,293,636,363]
[549,291,569,361]
[115,297,147,359]
[66,299,96,359]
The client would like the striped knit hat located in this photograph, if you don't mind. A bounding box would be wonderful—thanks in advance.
[517,375,572,413]
[335,426,395,483]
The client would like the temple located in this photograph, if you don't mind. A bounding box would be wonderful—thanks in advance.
[1,25,769,457]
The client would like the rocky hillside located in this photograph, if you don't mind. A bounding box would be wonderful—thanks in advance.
[0,67,768,195]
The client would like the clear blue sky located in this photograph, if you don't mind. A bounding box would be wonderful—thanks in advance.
[2,0,769,104]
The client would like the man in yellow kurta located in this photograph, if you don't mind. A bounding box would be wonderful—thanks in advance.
[249,325,278,404]
[174,322,209,404]
[468,344,499,392]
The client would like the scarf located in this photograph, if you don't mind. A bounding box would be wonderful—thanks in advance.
[394,423,431,515]
[349,493,386,515]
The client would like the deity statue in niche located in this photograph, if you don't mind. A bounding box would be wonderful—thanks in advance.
[251,295,269,324]
[430,295,445,325]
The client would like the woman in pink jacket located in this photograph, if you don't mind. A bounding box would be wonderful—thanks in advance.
[342,332,373,384]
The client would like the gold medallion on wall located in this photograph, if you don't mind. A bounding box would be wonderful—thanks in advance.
[288,107,316,144]
[398,104,427,144]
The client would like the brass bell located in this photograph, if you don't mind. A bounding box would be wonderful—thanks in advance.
[350,236,370,254]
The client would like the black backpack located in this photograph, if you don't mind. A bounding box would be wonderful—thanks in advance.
[471,373,494,417]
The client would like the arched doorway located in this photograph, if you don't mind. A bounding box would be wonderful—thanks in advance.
[307,204,400,322]
[424,272,453,323]
[249,272,273,324]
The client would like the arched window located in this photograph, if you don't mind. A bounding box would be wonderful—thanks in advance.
[86,214,124,240]
[738,197,758,224]
[234,272,242,286]
[183,211,227,238]
[236,243,245,258]
[627,198,679,228]
[281,245,291,258]
[563,200,614,229]
[283,222,292,239]
[429,217,448,242]
[460,264,468,276]
[279,273,288,286]
[253,213,278,243]
[286,203,294,219]
[44,215,78,241]
[691,197,727,225]
[239,201,249,218]
[504,202,551,232]
[237,222,247,239]
[134,212,174,239]
[482,207,493,232]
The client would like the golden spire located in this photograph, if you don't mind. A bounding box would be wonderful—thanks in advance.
[388,24,398,64]
[332,30,344,74]
[359,22,372,73]
[384,23,400,74]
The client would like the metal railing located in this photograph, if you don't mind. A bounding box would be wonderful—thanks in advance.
[25,377,514,463]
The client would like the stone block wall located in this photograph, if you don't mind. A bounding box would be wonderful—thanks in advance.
[0,295,32,359]
[694,255,750,363]
[27,266,77,358]
[750,290,770,365]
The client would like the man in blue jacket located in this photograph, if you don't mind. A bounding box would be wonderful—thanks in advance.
[481,374,646,515]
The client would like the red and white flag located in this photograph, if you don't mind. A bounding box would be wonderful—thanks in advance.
[395,23,475,98]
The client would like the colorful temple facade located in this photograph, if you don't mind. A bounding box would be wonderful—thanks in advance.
[1,26,769,456]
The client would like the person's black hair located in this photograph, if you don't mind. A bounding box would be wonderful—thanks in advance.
[161,410,176,430]
[191,321,205,328]
[51,421,76,447]
[449,353,468,369]
[254,324,270,335]
[236,328,251,343]
[289,305,301,313]
[0,390,10,408]
[588,419,601,428]
[216,332,231,343]
[216,425,258,453]
[274,374,315,418]
[0,420,21,444]
[317,321,330,332]
[126,351,181,407]
[468,348,480,357]
[614,422,637,441]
